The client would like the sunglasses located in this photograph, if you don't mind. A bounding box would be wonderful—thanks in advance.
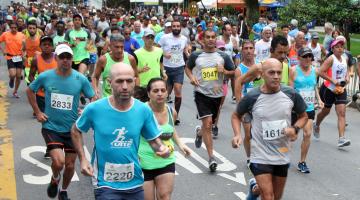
[58,53,73,60]
[301,54,312,58]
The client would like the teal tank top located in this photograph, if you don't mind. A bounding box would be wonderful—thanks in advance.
[294,65,317,111]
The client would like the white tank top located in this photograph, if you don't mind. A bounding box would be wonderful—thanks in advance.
[307,43,321,67]
[324,54,347,90]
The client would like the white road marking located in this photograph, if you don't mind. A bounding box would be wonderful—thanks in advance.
[234,192,247,200]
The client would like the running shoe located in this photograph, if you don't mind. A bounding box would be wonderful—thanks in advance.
[167,96,173,103]
[212,125,218,137]
[231,96,236,104]
[313,122,320,139]
[80,96,86,105]
[175,118,180,126]
[246,178,259,200]
[44,150,50,159]
[246,159,250,169]
[208,157,217,172]
[338,137,351,147]
[297,162,310,173]
[194,125,202,148]
[58,190,70,200]
[12,92,20,98]
[47,175,60,198]
[9,79,14,88]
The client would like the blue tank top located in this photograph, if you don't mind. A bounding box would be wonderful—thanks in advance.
[294,65,317,111]
[239,63,254,95]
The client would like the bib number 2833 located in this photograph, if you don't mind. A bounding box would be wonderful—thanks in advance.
[51,93,73,110]
[104,162,134,182]
[262,120,287,140]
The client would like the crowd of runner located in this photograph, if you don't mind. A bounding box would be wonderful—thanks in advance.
[0,2,359,200]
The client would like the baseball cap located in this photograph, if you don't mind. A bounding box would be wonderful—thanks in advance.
[151,16,157,21]
[298,47,313,57]
[40,35,53,44]
[165,22,172,27]
[55,44,73,56]
[6,15,13,21]
[216,40,226,49]
[143,15,150,20]
[336,35,346,43]
[330,39,345,48]
[130,16,135,19]
[144,29,155,37]
[73,13,82,20]
[311,32,319,39]
[221,17,228,22]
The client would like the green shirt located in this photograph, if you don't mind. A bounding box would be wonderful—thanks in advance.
[134,47,163,87]
[53,35,66,46]
[101,52,130,97]
[281,61,289,85]
[139,104,176,170]
[65,28,91,62]
[151,24,162,34]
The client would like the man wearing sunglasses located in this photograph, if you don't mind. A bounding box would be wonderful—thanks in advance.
[26,44,95,200]
[0,21,25,98]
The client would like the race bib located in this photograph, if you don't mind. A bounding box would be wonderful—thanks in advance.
[170,53,182,64]
[104,162,134,182]
[50,93,73,110]
[262,120,287,141]
[12,56,22,63]
[299,90,315,105]
[201,67,218,81]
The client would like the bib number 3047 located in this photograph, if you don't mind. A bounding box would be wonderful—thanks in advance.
[262,120,287,141]
[51,93,73,110]
[104,162,134,182]
[201,67,218,81]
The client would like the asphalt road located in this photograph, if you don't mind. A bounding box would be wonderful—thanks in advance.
[1,57,360,200]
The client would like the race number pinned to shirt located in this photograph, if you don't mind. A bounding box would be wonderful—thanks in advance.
[51,93,74,110]
[201,67,218,81]
[104,162,134,182]
[12,56,22,63]
[262,120,287,141]
[299,90,315,105]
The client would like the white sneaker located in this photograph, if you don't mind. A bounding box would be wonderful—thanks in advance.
[338,137,351,147]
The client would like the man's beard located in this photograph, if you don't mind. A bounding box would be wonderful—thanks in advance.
[172,29,180,36]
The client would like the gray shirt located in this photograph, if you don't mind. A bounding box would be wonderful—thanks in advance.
[236,86,307,165]
[187,50,234,98]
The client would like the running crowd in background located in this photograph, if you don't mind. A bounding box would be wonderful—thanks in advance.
[0,2,359,200]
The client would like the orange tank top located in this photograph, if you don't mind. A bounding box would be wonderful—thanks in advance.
[25,36,41,57]
[36,53,57,97]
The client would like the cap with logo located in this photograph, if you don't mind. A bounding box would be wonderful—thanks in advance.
[298,47,314,57]
[55,44,73,56]
[311,32,319,39]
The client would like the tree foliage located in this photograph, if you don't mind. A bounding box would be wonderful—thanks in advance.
[245,0,259,26]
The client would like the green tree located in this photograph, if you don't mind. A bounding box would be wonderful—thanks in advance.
[277,0,360,50]
[245,0,260,26]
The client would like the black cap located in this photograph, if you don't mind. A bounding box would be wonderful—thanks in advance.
[73,13,82,20]
[143,15,150,20]
[298,47,313,57]
[40,35,53,44]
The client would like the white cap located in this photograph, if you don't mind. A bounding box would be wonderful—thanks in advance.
[290,19,298,26]
[165,22,172,27]
[221,17,228,22]
[6,15,13,20]
[151,16,157,21]
[262,26,272,32]
[55,44,73,56]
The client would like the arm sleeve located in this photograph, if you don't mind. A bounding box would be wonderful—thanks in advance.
[186,52,198,70]
[28,73,45,93]
[75,105,93,133]
[293,92,307,114]
[141,106,162,141]
[82,76,95,98]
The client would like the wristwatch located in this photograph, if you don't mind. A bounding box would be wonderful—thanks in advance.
[292,126,300,135]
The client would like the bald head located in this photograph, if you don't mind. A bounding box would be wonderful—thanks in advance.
[110,63,135,80]
[262,58,282,72]
[296,31,305,39]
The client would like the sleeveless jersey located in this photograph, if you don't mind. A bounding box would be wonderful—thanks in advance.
[239,63,254,95]
[294,65,317,111]
[101,52,130,97]
[139,104,176,170]
[324,54,347,91]
[307,43,321,67]
[36,53,58,97]
[288,45,299,67]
